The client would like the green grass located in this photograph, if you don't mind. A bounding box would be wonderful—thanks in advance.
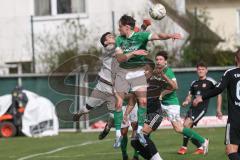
[0,127,228,160]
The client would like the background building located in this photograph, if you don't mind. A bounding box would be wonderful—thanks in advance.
[0,0,239,73]
[186,0,240,50]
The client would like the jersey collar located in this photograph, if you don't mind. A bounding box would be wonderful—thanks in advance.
[127,31,135,38]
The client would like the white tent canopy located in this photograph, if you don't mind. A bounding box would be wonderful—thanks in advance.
[0,90,59,137]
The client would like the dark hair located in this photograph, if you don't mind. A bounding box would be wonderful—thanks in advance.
[145,58,155,69]
[100,32,111,47]
[155,51,168,60]
[235,49,240,61]
[196,61,207,68]
[119,15,136,30]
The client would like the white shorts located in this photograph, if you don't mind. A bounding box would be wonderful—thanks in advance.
[115,67,147,94]
[95,80,113,94]
[161,104,181,122]
[121,104,138,128]
[86,81,115,111]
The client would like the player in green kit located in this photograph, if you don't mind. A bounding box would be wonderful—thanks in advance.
[155,51,209,155]
[113,14,182,148]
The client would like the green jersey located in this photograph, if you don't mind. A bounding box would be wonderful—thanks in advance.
[115,32,151,69]
[161,67,180,106]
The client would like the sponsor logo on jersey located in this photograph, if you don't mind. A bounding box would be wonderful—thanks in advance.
[235,101,240,107]
[202,83,206,88]
[196,91,201,95]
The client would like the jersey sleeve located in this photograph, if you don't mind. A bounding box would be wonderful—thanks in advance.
[202,71,229,100]
[102,46,115,57]
[139,32,152,42]
[189,81,195,95]
[165,68,176,80]
[206,77,217,88]
[115,36,122,49]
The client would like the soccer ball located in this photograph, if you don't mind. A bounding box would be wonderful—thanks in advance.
[149,3,166,20]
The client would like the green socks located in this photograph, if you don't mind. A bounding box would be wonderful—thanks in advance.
[121,135,128,157]
[182,128,205,144]
[121,136,139,159]
[137,106,147,127]
[114,111,123,130]
[133,149,139,158]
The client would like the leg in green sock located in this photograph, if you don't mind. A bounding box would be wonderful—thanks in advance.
[133,149,139,159]
[113,111,123,148]
[121,135,128,158]
[182,128,205,144]
[114,111,123,130]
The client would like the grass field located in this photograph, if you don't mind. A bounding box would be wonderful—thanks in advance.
[0,127,228,160]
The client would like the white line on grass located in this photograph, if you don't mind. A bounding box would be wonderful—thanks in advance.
[46,152,123,158]
[17,139,112,160]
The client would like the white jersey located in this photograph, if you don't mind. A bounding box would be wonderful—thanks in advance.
[98,46,115,83]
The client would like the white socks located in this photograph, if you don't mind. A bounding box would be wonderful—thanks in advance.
[137,126,143,133]
[80,105,90,113]
[116,129,121,137]
[150,153,163,160]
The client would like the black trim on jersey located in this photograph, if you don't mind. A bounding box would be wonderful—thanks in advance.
[189,76,216,110]
[202,68,234,99]
[202,67,240,126]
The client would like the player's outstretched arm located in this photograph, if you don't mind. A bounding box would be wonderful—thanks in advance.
[182,91,192,107]
[193,73,227,107]
[157,69,178,90]
[160,89,174,100]
[116,49,148,62]
[156,68,178,99]
[150,33,182,41]
[192,96,203,106]
[202,72,229,100]
[216,94,223,119]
